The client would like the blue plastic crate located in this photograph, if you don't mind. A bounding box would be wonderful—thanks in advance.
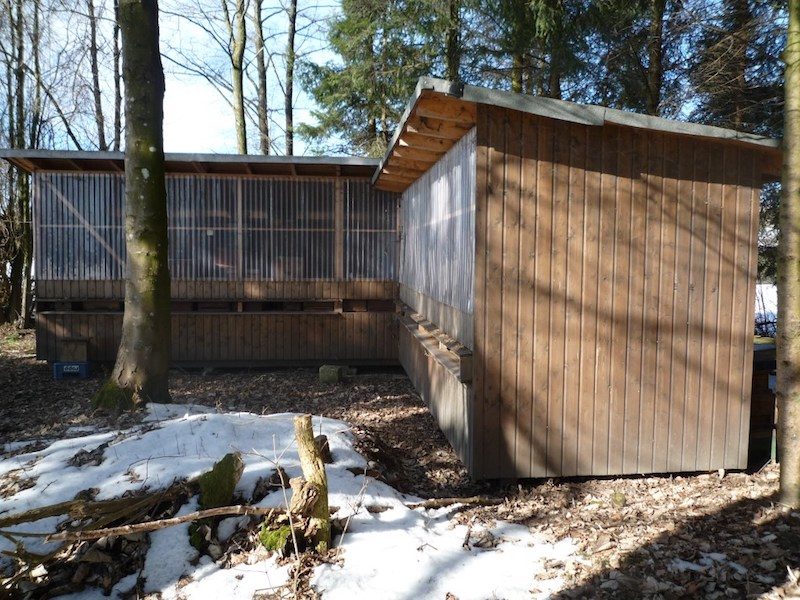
[53,362,90,380]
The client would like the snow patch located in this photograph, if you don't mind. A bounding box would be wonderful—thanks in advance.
[0,406,577,599]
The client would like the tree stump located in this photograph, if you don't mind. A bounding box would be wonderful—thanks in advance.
[293,414,330,552]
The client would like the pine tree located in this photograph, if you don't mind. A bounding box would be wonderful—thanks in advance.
[299,0,435,156]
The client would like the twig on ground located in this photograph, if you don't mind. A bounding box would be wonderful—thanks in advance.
[406,496,504,510]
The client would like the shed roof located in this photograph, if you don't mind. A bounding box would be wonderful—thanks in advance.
[0,149,378,178]
[373,77,782,192]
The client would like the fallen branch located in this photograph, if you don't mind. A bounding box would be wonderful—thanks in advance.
[0,483,189,529]
[44,505,282,543]
[405,496,504,510]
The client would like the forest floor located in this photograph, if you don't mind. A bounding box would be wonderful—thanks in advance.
[1,323,800,598]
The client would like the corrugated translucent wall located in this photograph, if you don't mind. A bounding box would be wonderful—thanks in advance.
[399,128,476,341]
[34,173,397,281]
[345,181,398,280]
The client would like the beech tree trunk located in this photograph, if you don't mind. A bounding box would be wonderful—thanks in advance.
[94,0,171,411]
[778,0,800,509]
[253,0,270,155]
[285,0,297,156]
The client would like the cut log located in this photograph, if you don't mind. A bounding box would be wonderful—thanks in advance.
[294,414,330,552]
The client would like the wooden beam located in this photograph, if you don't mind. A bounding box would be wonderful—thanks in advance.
[393,146,445,163]
[380,169,419,182]
[398,132,455,153]
[387,156,432,173]
[382,166,424,179]
[376,182,407,193]
[415,96,477,126]
[405,116,471,140]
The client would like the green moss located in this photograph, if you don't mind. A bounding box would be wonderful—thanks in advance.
[188,523,204,550]
[91,380,135,413]
[258,523,292,552]
[197,452,244,510]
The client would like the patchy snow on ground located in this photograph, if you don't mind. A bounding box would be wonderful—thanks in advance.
[0,405,577,598]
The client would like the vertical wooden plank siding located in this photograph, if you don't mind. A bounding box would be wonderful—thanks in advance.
[473,106,762,478]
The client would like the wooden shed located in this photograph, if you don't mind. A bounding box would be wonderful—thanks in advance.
[0,152,400,366]
[0,77,782,479]
[373,78,781,479]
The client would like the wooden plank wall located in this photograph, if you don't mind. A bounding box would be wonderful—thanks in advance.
[398,322,473,471]
[473,105,761,478]
[37,280,397,301]
[37,312,397,364]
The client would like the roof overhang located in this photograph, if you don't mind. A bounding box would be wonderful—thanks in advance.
[0,149,380,178]
[373,77,783,192]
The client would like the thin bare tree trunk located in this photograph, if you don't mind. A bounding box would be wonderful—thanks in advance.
[88,0,108,150]
[231,0,247,153]
[778,0,800,509]
[94,0,171,411]
[253,0,270,154]
[18,0,41,328]
[113,0,122,151]
[284,0,297,156]
[6,0,25,325]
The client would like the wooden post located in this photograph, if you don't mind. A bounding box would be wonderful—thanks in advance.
[293,414,330,552]
[334,176,344,281]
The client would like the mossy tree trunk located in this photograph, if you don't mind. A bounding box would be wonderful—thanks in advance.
[779,0,800,509]
[94,0,171,411]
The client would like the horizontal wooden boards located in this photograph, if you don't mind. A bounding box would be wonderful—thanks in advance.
[472,105,761,479]
[36,280,398,301]
[36,311,398,364]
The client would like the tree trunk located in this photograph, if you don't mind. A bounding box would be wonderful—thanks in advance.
[230,0,247,153]
[253,0,270,155]
[113,0,122,151]
[511,51,523,93]
[88,0,108,150]
[285,0,297,156]
[778,0,800,509]
[293,414,330,552]
[444,0,460,81]
[6,0,26,325]
[94,0,171,411]
[729,0,751,129]
[645,0,666,116]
